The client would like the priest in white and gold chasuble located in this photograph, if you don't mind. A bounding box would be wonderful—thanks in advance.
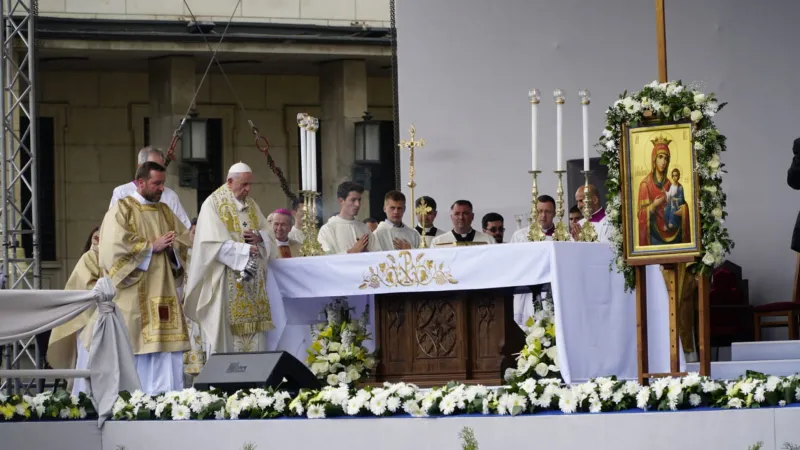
[77,162,192,394]
[184,162,277,355]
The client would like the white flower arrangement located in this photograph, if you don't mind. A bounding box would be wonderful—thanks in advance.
[307,297,377,387]
[0,390,93,421]
[504,297,560,383]
[112,388,227,420]
[598,80,734,290]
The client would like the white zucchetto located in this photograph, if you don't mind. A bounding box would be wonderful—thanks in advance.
[228,162,252,174]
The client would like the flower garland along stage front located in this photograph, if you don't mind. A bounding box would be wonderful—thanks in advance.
[307,297,377,387]
[597,80,734,290]
[3,373,800,421]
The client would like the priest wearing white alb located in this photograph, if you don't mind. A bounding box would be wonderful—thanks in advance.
[431,200,495,246]
[414,195,446,247]
[184,162,278,355]
[511,195,558,242]
[317,181,382,254]
[571,184,611,243]
[374,190,421,250]
[109,146,191,228]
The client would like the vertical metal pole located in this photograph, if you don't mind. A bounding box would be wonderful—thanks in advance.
[29,0,39,291]
[0,0,11,397]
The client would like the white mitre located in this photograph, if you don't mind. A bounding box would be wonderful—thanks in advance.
[228,162,252,174]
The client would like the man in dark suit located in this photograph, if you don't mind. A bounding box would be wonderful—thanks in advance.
[789,138,800,251]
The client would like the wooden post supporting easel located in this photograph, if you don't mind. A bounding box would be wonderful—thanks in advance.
[635,0,712,384]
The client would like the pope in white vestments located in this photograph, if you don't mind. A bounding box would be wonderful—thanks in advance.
[318,181,382,254]
[184,163,278,354]
[110,146,191,228]
[374,190,421,250]
[431,200,496,246]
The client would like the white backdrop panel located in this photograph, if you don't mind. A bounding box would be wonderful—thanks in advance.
[396,0,800,307]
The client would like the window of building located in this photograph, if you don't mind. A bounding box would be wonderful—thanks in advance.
[19,116,56,261]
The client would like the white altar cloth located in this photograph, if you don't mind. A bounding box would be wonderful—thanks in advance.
[264,242,682,383]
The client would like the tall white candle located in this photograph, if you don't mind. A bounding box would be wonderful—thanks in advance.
[582,103,589,171]
[529,89,540,171]
[556,106,564,170]
[580,89,591,172]
[310,127,317,192]
[300,123,307,190]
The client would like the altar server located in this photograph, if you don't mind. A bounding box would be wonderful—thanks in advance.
[511,195,558,242]
[272,208,302,258]
[572,184,611,243]
[374,190,421,250]
[288,197,306,244]
[81,161,191,395]
[414,196,446,247]
[318,181,382,254]
[431,200,495,246]
[184,162,277,355]
[109,146,191,229]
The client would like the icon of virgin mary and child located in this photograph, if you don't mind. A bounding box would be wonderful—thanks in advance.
[637,135,690,247]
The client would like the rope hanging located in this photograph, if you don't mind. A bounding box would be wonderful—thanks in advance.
[165,0,298,202]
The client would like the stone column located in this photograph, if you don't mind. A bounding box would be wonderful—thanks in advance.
[148,56,198,218]
[319,60,368,218]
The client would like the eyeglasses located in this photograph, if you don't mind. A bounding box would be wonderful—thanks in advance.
[487,227,505,233]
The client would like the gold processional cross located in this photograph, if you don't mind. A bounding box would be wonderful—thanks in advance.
[398,125,426,232]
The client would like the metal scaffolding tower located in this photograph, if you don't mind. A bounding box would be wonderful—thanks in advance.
[0,0,41,395]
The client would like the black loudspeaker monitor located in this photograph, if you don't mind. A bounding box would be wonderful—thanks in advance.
[193,351,321,394]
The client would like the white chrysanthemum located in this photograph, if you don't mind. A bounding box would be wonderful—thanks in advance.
[794,386,800,401]
[520,378,537,394]
[589,396,602,413]
[727,398,744,409]
[404,399,425,417]
[397,384,415,398]
[780,400,787,407]
[754,387,766,403]
[307,404,325,419]
[689,393,702,407]
[765,376,781,393]
[558,389,577,414]
[385,396,400,413]
[701,380,719,393]
[172,405,191,420]
[636,387,651,410]
[369,396,388,416]
[612,390,625,404]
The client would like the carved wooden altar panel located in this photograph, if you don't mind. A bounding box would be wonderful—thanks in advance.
[374,288,524,386]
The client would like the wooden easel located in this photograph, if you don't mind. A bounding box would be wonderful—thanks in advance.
[635,0,712,384]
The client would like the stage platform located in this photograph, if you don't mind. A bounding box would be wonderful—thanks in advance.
[4,406,799,450]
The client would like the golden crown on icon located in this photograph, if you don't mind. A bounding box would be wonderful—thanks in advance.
[651,135,672,147]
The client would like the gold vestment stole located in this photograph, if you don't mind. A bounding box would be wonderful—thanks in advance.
[209,185,273,336]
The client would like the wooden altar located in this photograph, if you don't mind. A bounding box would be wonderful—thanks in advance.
[373,287,526,386]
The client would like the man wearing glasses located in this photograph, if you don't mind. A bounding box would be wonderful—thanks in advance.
[482,212,506,244]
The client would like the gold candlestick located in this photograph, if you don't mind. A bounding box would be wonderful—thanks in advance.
[577,170,599,242]
[399,125,426,230]
[299,190,325,256]
[415,198,432,248]
[552,170,571,241]
[527,170,546,241]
